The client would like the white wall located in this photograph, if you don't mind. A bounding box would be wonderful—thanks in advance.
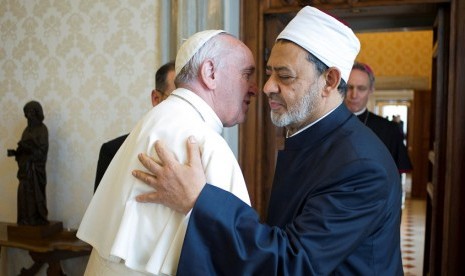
[0,0,239,274]
[0,0,160,274]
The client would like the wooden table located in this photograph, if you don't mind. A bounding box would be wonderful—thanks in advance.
[0,222,91,275]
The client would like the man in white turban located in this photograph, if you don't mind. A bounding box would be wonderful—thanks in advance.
[133,6,403,275]
[77,30,257,275]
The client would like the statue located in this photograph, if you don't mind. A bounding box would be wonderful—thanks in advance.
[7,101,49,225]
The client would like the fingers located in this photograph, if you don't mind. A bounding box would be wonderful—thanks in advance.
[136,192,160,203]
[154,140,178,166]
[132,169,156,187]
[186,136,202,168]
[137,152,161,175]
[132,137,204,214]
[132,171,163,203]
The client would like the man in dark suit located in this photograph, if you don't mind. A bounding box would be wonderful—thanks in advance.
[93,61,175,192]
[344,62,413,174]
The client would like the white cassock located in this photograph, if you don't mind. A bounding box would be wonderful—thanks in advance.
[77,88,250,275]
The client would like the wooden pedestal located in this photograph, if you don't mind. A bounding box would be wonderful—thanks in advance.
[7,221,63,239]
[0,222,91,276]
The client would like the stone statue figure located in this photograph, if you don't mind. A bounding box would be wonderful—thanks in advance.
[7,101,49,225]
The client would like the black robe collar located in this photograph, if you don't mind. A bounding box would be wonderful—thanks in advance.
[284,103,353,150]
[356,109,370,125]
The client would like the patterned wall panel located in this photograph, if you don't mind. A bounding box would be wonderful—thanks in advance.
[0,0,160,274]
[356,30,433,81]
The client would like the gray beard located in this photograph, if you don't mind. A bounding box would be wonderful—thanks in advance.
[270,86,319,128]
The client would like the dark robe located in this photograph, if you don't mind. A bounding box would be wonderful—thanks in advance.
[357,110,413,173]
[15,102,49,225]
[177,104,403,275]
[94,134,128,192]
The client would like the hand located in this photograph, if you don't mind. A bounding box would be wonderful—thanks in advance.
[132,136,206,214]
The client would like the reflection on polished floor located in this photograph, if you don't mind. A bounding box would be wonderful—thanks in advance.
[401,174,426,276]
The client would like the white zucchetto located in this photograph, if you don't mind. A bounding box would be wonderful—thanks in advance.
[277,6,360,83]
[175,30,225,76]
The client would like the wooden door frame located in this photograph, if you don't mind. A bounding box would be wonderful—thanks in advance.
[441,1,465,274]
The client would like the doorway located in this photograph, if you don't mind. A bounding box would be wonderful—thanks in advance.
[378,101,410,143]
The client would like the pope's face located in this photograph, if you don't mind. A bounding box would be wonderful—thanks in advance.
[344,68,373,113]
[263,41,324,130]
[216,37,258,127]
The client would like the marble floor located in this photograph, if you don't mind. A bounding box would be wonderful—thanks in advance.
[400,174,426,276]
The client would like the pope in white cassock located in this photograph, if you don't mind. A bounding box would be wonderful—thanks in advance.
[77,29,257,275]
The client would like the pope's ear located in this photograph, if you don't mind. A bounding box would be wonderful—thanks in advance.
[322,67,341,96]
[200,59,216,90]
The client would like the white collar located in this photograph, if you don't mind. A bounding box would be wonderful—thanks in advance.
[353,107,367,116]
[171,88,223,134]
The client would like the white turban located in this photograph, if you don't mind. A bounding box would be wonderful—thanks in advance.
[277,6,360,83]
[175,29,226,76]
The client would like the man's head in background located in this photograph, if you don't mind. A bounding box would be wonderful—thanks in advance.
[344,62,375,113]
[152,61,176,106]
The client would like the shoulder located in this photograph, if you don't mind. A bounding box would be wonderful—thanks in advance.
[336,116,395,164]
[367,112,400,132]
[368,112,393,125]
[101,134,129,151]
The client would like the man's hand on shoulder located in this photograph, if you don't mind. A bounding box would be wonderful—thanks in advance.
[132,136,206,214]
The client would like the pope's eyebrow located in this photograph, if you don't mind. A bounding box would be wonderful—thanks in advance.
[242,66,255,74]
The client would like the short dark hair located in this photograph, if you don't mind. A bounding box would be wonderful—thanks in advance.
[352,62,375,89]
[306,52,347,96]
[155,61,175,93]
